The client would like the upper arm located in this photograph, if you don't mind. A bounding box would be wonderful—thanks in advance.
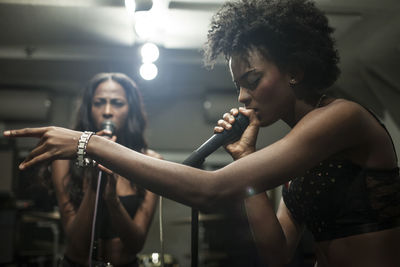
[132,190,158,236]
[214,101,369,199]
[132,149,161,234]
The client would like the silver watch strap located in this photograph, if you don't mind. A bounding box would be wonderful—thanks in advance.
[76,131,95,167]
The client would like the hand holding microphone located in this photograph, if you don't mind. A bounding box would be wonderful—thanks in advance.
[98,120,116,139]
[182,108,252,167]
[215,107,260,160]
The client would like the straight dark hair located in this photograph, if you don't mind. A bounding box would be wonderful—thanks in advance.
[68,73,148,209]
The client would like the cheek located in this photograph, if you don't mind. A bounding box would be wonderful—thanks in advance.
[255,80,288,125]
[116,108,129,126]
[259,76,288,102]
[91,108,102,128]
[256,81,278,104]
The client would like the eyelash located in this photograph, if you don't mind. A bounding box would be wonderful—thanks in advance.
[248,78,260,89]
[236,78,260,93]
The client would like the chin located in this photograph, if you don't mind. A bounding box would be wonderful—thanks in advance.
[259,116,279,127]
[260,121,273,127]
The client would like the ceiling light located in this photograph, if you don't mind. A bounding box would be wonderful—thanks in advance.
[140,63,158,80]
[141,42,159,63]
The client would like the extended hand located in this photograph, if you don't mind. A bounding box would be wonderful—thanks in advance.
[4,126,82,169]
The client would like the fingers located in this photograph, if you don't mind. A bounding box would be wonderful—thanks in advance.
[19,151,53,170]
[97,164,113,175]
[214,108,243,133]
[4,127,49,138]
[238,107,260,126]
[19,143,47,169]
[229,108,239,116]
[96,129,112,137]
[96,129,113,138]
[238,107,253,117]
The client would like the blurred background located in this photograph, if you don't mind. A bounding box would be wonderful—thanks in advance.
[0,0,399,266]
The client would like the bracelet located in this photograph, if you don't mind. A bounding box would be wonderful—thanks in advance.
[76,131,95,167]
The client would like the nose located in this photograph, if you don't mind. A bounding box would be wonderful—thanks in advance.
[238,87,251,106]
[103,103,113,119]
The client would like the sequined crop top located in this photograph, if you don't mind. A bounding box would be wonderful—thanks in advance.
[282,108,400,242]
[282,159,400,241]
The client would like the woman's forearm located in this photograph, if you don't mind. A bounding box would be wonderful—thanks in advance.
[104,197,152,253]
[245,193,289,266]
[64,186,97,257]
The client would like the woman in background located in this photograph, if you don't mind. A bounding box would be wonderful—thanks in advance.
[53,73,161,266]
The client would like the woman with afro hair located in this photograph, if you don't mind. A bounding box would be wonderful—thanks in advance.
[6,1,400,266]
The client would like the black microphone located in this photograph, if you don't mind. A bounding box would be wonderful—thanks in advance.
[182,113,250,167]
[101,120,116,137]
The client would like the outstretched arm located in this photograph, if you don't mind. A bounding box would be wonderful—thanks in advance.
[4,102,370,210]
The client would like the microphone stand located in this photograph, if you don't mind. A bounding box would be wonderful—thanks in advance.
[88,170,106,267]
[89,123,115,267]
[181,157,205,267]
[179,114,249,267]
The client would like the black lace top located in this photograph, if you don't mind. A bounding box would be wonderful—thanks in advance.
[282,159,400,241]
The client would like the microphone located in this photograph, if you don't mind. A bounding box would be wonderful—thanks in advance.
[101,120,116,137]
[182,113,250,167]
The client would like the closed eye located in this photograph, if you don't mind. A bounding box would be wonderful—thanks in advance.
[239,75,261,91]
[247,77,261,90]
[235,69,262,92]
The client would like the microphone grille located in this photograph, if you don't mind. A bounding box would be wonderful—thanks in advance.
[101,120,116,135]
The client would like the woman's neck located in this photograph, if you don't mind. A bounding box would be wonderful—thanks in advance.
[283,95,328,128]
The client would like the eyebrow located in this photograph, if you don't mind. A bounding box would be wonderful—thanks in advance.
[92,97,127,104]
[233,68,257,84]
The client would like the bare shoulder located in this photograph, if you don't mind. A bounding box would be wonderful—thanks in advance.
[297,98,374,136]
[315,98,368,122]
[282,98,376,162]
[293,98,396,167]
[323,98,366,114]
[143,148,163,160]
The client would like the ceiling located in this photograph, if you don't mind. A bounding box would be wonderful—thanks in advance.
[0,0,399,148]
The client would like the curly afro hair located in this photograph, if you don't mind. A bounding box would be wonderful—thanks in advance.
[203,0,340,92]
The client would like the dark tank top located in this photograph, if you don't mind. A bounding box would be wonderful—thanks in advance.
[98,195,141,239]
